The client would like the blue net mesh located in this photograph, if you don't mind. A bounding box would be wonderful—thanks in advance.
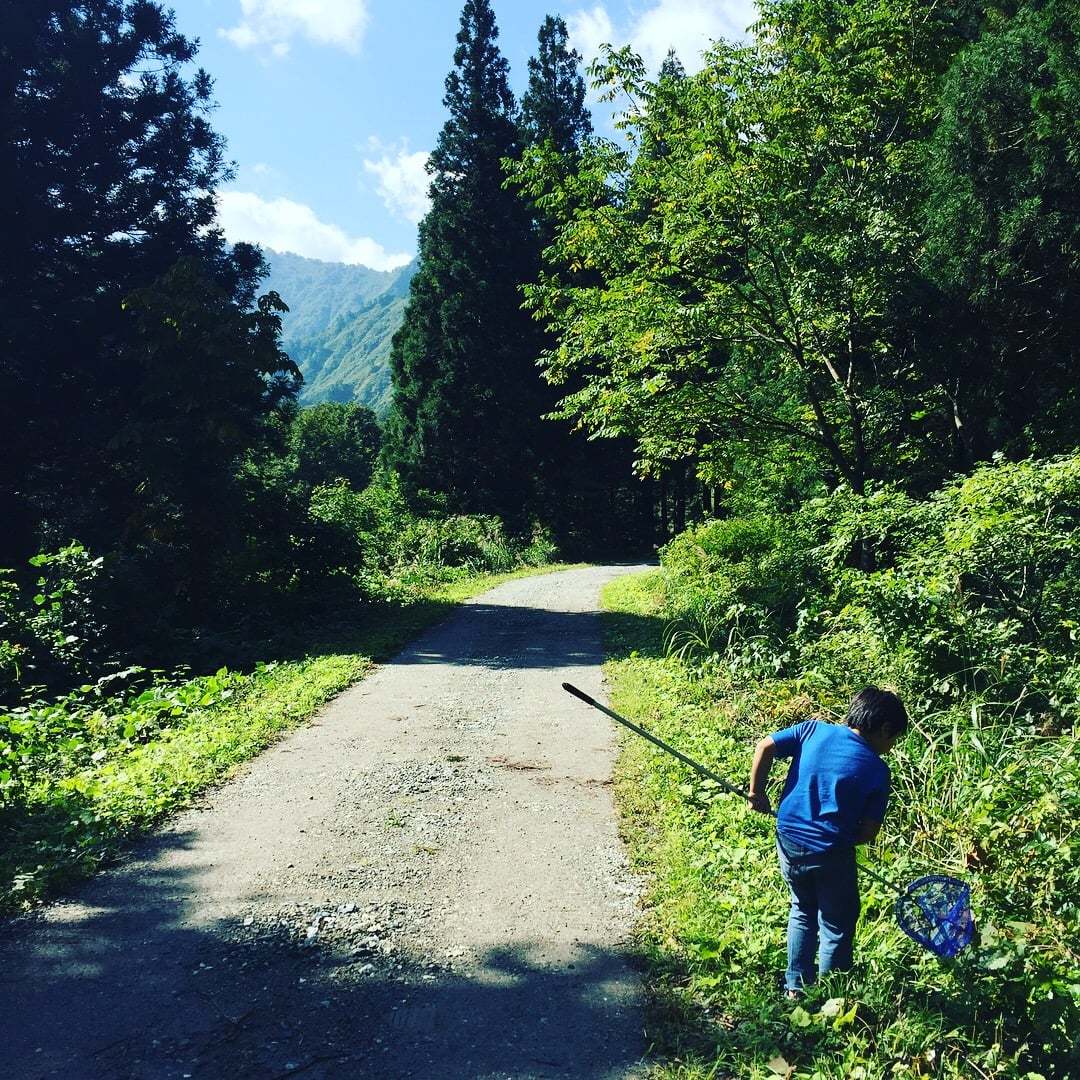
[894,874,974,958]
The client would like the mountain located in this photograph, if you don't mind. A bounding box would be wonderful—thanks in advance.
[288,267,415,408]
[261,249,415,412]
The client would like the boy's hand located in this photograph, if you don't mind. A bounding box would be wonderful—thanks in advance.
[747,791,772,815]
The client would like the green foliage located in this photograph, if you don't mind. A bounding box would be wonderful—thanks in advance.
[508,12,655,555]
[514,0,969,495]
[383,2,646,548]
[1,1,299,650]
[662,516,816,660]
[0,545,111,699]
[0,666,245,805]
[307,474,412,585]
[603,455,1080,1078]
[307,473,557,595]
[0,575,28,691]
[660,457,1080,742]
[512,0,1080,508]
[402,515,518,576]
[520,15,592,157]
[923,0,1080,460]
[116,258,298,535]
[290,402,381,490]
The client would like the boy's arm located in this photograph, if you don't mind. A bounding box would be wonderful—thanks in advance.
[747,736,777,814]
[855,781,889,844]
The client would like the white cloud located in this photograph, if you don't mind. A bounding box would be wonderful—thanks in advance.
[633,0,756,70]
[216,191,411,270]
[219,0,369,57]
[362,139,431,226]
[569,0,756,73]
[236,160,287,196]
[567,6,616,67]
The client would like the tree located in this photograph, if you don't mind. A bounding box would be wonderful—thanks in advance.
[516,0,973,513]
[922,0,1080,461]
[383,0,538,526]
[290,402,381,490]
[658,48,686,82]
[520,15,592,154]
[513,16,652,550]
[0,2,298,619]
[112,260,295,606]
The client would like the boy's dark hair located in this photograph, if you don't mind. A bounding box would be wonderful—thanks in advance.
[846,686,909,736]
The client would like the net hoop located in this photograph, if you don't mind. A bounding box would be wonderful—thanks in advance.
[895,873,974,959]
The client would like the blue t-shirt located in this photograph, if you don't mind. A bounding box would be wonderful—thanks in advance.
[770,719,890,852]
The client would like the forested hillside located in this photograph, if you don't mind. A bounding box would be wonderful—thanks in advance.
[260,250,400,344]
[262,250,416,410]
[287,263,415,410]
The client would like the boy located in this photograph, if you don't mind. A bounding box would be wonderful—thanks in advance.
[747,686,909,996]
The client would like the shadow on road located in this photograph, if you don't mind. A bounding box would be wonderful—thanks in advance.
[1,835,647,1079]
[389,605,664,673]
[193,565,660,677]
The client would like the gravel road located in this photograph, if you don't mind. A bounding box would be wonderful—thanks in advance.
[1,566,651,1080]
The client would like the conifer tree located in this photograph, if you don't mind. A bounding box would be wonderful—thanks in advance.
[658,49,686,82]
[520,16,593,154]
[384,0,538,525]
[0,0,297,581]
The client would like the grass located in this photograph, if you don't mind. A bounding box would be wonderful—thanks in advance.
[0,563,581,914]
[601,570,1079,1080]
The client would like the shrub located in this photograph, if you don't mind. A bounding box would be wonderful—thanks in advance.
[308,474,557,593]
[289,402,380,490]
[308,473,413,579]
[0,544,111,701]
[400,514,517,575]
[519,524,559,567]
[660,514,818,668]
[795,455,1080,717]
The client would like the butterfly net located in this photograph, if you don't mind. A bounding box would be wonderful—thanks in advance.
[894,874,974,958]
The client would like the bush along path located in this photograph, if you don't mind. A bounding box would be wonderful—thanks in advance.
[0,565,649,1080]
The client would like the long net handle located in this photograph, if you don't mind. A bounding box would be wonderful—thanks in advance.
[562,682,749,800]
[562,681,904,897]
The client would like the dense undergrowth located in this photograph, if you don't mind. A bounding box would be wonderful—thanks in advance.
[0,477,563,912]
[603,454,1080,1080]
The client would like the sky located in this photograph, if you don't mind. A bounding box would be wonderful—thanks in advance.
[169,0,757,271]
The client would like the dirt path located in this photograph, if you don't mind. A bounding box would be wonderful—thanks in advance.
[1,566,651,1080]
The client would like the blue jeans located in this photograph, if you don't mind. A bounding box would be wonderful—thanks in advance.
[776,834,860,992]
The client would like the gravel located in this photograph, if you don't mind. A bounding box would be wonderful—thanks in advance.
[0,566,651,1079]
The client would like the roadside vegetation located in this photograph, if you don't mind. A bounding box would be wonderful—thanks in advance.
[602,454,1080,1079]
